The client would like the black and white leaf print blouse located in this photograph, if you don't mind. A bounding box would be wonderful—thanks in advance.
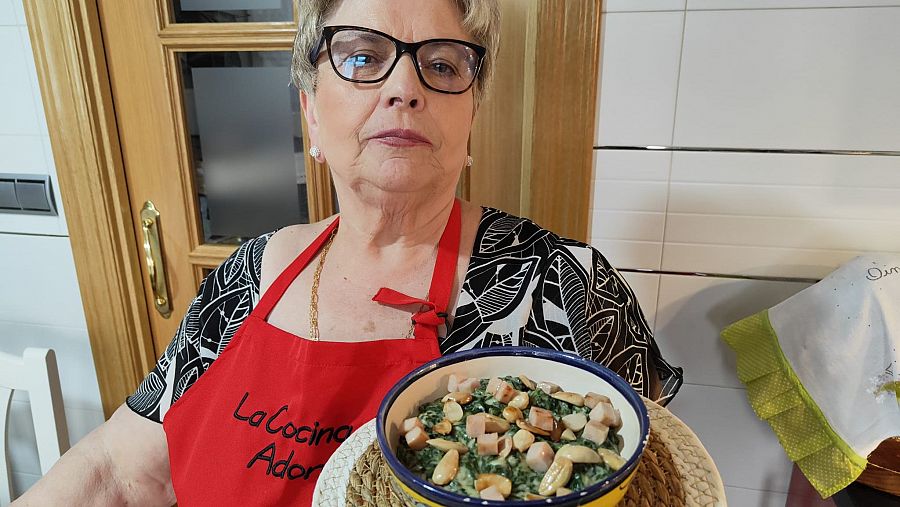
[127,207,683,423]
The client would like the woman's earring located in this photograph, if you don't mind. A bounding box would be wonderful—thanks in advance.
[309,146,322,160]
[466,155,474,167]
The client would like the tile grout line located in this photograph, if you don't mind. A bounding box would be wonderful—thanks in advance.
[10,397,105,410]
[0,230,70,238]
[0,318,88,332]
[15,23,46,139]
[653,8,687,313]
[594,145,900,157]
[619,267,819,283]
[606,5,900,14]
[11,471,42,478]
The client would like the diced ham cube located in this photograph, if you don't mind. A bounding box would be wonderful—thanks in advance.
[486,377,502,395]
[582,420,610,446]
[528,406,555,432]
[611,409,622,429]
[401,417,424,434]
[589,401,622,429]
[480,485,505,501]
[456,377,481,394]
[466,413,486,438]
[405,426,428,450]
[584,392,611,409]
[447,372,464,392]
[493,381,518,404]
[477,432,499,455]
[525,441,555,473]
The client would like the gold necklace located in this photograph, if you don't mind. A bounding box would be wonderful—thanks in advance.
[308,229,336,341]
[308,230,417,341]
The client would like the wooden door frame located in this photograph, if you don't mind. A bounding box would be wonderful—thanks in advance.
[23,0,602,420]
[470,1,602,241]
[23,0,155,419]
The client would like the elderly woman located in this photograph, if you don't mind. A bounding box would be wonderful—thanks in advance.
[15,0,681,505]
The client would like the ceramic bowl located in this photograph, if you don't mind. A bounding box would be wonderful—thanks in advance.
[376,347,650,506]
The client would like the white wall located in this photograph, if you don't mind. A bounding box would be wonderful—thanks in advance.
[0,0,104,498]
[593,1,900,505]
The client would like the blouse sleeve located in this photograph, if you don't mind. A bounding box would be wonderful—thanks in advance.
[575,243,683,405]
[125,233,271,423]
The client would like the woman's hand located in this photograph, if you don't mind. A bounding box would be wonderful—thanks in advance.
[12,404,174,506]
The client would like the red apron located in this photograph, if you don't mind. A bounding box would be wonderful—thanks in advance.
[163,201,460,506]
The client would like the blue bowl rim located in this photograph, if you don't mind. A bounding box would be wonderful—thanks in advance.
[376,346,652,506]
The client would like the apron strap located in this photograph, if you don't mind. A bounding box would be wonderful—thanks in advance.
[253,198,461,341]
[252,218,340,320]
[372,199,461,341]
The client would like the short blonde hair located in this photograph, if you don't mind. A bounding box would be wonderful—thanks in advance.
[290,0,500,106]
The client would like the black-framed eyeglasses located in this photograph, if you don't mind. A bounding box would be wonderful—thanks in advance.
[309,25,486,95]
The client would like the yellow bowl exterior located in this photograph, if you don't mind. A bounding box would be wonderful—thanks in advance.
[389,466,638,507]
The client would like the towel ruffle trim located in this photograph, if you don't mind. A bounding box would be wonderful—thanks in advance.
[721,310,868,498]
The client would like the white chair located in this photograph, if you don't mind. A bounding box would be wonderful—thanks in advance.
[0,348,70,505]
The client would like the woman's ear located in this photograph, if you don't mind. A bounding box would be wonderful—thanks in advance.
[299,90,320,146]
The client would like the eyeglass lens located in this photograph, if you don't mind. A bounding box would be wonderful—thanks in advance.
[328,29,480,93]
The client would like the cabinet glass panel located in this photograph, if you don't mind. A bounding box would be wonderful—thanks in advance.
[172,0,293,23]
[179,51,308,245]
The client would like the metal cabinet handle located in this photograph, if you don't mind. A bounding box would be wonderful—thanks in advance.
[140,201,172,318]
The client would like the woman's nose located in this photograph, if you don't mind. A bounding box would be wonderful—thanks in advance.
[383,54,425,110]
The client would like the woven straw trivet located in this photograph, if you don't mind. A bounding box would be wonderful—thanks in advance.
[343,399,725,506]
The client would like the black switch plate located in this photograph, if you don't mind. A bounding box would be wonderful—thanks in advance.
[15,180,52,211]
[0,179,18,209]
[0,173,57,216]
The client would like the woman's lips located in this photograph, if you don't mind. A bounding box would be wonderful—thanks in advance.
[370,129,432,148]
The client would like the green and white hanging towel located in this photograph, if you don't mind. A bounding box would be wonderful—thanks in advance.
[722,255,900,498]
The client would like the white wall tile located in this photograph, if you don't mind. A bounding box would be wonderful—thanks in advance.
[662,152,900,280]
[725,486,789,507]
[0,135,46,173]
[593,181,669,212]
[670,151,900,188]
[0,0,15,25]
[619,271,660,329]
[0,27,40,135]
[654,275,810,388]
[689,0,900,8]
[603,0,687,12]
[595,12,684,146]
[594,149,672,181]
[592,210,665,243]
[18,25,47,136]
[664,214,900,253]
[662,243,861,280]
[592,150,670,270]
[65,406,105,446]
[592,239,663,271]
[669,182,900,221]
[667,383,794,493]
[674,8,900,151]
[11,0,23,26]
[0,213,67,236]
[0,235,87,328]
[1,321,102,412]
